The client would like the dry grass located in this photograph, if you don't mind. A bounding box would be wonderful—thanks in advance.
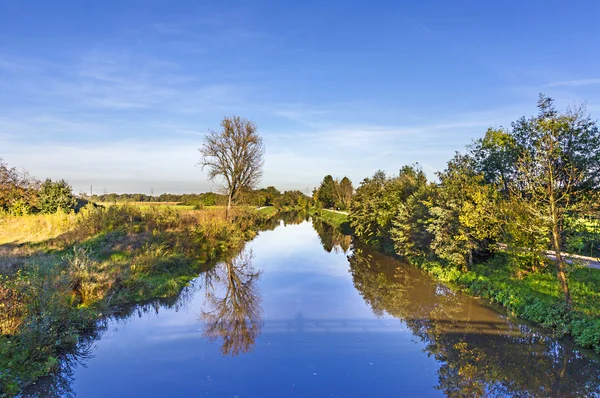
[0,212,78,245]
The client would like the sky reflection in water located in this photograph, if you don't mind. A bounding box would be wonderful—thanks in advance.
[58,217,600,397]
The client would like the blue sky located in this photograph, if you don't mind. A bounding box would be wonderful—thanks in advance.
[1,0,600,194]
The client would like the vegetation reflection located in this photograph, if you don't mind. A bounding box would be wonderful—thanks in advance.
[201,249,262,356]
[312,218,351,254]
[348,243,600,397]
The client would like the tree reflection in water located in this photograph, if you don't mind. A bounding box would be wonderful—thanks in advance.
[200,248,262,356]
[312,218,351,254]
[348,243,600,397]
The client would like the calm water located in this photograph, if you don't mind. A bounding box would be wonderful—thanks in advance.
[30,214,600,397]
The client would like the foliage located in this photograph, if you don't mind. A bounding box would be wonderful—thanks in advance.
[469,128,519,194]
[344,94,600,351]
[0,159,40,214]
[428,153,501,270]
[313,175,354,210]
[38,179,77,214]
[274,190,311,210]
[348,244,600,397]
[390,183,435,259]
[507,95,600,305]
[313,175,336,208]
[335,176,353,210]
[350,166,427,253]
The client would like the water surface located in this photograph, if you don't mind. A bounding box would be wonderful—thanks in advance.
[33,215,600,397]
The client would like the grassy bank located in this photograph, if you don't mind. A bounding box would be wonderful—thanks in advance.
[320,212,600,354]
[309,209,352,234]
[413,253,600,352]
[0,205,277,395]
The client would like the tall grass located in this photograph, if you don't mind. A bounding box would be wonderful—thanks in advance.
[0,204,277,394]
[0,211,77,245]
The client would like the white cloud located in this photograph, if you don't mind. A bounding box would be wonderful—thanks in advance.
[544,78,600,88]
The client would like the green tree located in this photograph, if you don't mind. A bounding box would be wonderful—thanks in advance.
[469,128,520,195]
[38,179,77,214]
[428,154,501,271]
[391,183,435,259]
[350,166,427,253]
[314,175,336,208]
[262,186,281,206]
[336,176,353,210]
[509,95,600,306]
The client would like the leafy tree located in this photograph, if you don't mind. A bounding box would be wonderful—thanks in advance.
[469,128,520,195]
[199,116,265,219]
[314,175,336,208]
[508,95,600,306]
[349,170,390,250]
[391,183,436,259]
[350,166,427,253]
[428,154,501,271]
[38,179,77,214]
[262,186,281,206]
[336,176,353,210]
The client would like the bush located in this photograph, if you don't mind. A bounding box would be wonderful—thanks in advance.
[38,179,77,214]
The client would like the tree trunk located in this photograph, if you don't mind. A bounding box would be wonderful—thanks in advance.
[548,164,571,307]
[226,193,232,221]
[463,249,473,273]
[552,228,572,307]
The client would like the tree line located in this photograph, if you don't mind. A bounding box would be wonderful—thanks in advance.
[313,175,353,210]
[0,159,81,215]
[344,95,600,308]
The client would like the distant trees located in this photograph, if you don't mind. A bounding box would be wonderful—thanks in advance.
[0,160,78,215]
[199,116,265,219]
[314,175,353,210]
[274,190,311,210]
[0,159,39,214]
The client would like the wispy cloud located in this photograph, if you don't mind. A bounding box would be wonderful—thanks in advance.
[544,78,600,88]
[417,24,431,33]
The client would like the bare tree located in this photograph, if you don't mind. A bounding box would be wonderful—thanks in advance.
[199,116,265,219]
[201,249,262,356]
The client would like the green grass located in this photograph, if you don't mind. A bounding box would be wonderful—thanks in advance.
[256,206,278,218]
[412,252,600,352]
[310,209,352,234]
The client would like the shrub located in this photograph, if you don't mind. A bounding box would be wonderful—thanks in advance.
[38,179,77,214]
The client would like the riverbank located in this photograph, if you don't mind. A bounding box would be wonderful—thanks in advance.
[0,204,278,395]
[309,208,352,234]
[318,210,600,353]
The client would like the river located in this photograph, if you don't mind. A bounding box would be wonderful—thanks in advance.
[27,213,600,397]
